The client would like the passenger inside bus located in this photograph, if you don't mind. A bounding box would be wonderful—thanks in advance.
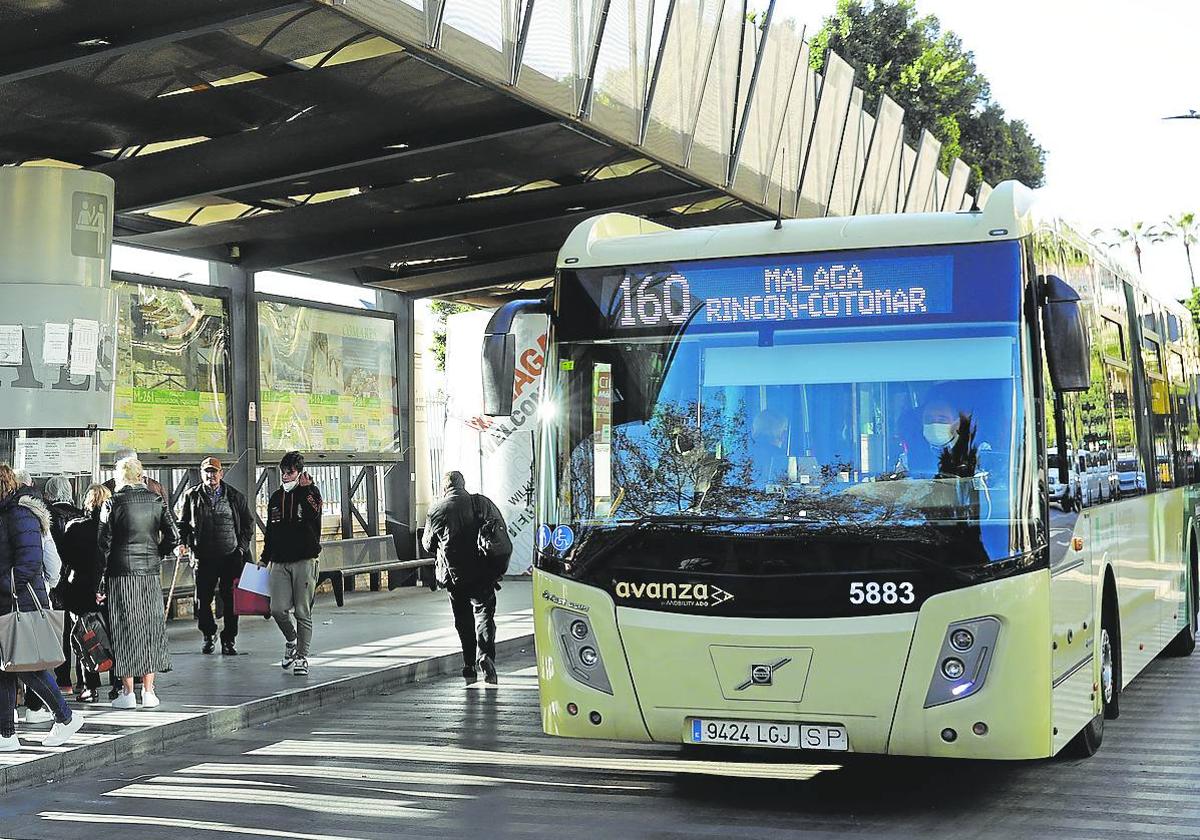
[749,409,788,484]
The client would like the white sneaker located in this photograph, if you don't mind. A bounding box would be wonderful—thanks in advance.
[0,733,18,752]
[24,707,54,724]
[43,714,84,748]
[140,690,160,709]
[281,642,297,669]
[111,690,137,709]
[292,656,309,676]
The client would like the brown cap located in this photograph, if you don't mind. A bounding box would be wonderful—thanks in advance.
[200,457,223,471]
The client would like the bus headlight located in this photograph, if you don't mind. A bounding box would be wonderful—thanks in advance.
[551,609,613,695]
[924,617,1001,708]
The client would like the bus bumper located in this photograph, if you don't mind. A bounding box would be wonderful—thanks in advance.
[535,569,1054,759]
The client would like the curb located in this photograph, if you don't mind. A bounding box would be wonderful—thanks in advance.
[0,633,534,794]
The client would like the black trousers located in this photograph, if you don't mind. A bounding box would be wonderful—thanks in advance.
[196,550,241,642]
[448,583,497,669]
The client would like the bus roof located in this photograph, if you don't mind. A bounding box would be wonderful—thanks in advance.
[558,181,1036,270]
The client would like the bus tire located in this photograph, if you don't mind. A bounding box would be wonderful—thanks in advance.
[1064,711,1104,759]
[1165,546,1197,657]
[1101,597,1121,720]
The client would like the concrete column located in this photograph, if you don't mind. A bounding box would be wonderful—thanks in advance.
[208,261,257,500]
[376,289,416,560]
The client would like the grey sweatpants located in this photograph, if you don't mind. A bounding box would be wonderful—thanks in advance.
[269,559,319,658]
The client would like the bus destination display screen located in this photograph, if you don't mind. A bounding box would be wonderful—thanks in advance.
[609,253,954,331]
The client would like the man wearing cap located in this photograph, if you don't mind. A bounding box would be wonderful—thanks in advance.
[178,457,255,655]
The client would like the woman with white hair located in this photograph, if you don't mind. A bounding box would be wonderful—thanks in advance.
[97,456,179,709]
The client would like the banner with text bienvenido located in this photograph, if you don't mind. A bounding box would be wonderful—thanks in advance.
[443,309,548,575]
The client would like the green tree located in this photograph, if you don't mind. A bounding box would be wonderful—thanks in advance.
[1160,211,1198,289]
[1182,286,1200,332]
[428,299,472,372]
[808,0,1045,189]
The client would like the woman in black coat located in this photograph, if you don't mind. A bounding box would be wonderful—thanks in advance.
[0,464,84,751]
[61,483,113,702]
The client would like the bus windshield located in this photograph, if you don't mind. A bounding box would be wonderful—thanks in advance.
[542,241,1032,566]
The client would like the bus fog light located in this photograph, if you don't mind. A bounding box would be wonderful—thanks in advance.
[950,629,974,651]
[579,646,599,667]
[589,711,602,725]
[972,722,988,736]
[941,728,957,743]
[567,702,578,716]
[569,620,589,640]
[941,657,966,680]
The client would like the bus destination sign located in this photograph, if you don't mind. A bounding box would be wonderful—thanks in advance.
[613,253,954,330]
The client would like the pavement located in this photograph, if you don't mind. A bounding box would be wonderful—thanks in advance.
[0,579,534,794]
[0,643,1198,839]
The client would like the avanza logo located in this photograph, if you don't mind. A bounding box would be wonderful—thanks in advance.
[613,580,734,608]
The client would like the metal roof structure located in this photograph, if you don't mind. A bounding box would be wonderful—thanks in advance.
[1,0,990,302]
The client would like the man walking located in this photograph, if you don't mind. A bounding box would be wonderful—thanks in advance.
[178,457,254,655]
[262,452,322,676]
[422,471,505,685]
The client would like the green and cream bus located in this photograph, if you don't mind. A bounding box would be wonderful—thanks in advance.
[483,182,1199,759]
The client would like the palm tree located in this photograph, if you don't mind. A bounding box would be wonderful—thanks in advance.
[1159,212,1198,289]
[1092,221,1163,274]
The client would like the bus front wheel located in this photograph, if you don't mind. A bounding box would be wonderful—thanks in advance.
[1101,612,1121,720]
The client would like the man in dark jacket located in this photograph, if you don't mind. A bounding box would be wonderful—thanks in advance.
[422,471,499,685]
[262,451,322,677]
[178,457,255,655]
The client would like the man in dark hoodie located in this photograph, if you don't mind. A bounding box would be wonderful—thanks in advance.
[422,471,499,686]
[262,451,323,676]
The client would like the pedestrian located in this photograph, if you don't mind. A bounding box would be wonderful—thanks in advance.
[178,457,254,655]
[61,483,114,702]
[102,447,170,508]
[421,471,503,685]
[0,464,85,751]
[262,452,322,677]
[98,455,179,709]
[15,471,67,723]
[43,475,81,694]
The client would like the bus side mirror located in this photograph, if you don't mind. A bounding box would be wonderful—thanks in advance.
[482,297,551,417]
[1040,275,1090,392]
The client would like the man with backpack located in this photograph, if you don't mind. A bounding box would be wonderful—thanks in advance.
[421,471,511,685]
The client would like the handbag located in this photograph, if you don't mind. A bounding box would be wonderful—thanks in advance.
[0,572,67,672]
[71,611,114,674]
[237,562,271,597]
[233,579,271,617]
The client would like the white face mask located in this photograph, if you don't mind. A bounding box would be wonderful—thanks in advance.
[923,422,956,447]
[282,479,298,493]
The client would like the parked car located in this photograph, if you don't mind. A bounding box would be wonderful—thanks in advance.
[1116,454,1147,496]
[1047,452,1083,511]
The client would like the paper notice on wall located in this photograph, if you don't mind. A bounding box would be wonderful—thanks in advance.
[69,319,99,376]
[42,322,70,366]
[14,437,94,475]
[0,325,22,365]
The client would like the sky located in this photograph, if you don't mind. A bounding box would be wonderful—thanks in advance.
[771,0,1200,301]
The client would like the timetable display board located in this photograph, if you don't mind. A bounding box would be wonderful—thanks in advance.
[103,280,231,458]
[257,300,399,456]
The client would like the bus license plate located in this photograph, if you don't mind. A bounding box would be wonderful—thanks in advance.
[690,719,848,751]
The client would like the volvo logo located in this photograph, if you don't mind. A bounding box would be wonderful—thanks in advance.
[735,657,792,691]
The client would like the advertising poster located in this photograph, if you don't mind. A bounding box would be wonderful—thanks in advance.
[258,301,399,455]
[443,309,548,574]
[103,281,230,457]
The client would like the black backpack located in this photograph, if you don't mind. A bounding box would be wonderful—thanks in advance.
[471,494,512,580]
[71,612,113,674]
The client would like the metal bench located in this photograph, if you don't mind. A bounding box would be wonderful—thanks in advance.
[317,534,433,607]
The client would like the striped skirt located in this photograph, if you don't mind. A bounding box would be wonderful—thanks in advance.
[108,575,171,678]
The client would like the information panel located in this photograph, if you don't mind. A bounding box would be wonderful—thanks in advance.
[609,253,954,331]
[103,281,230,457]
[257,301,399,455]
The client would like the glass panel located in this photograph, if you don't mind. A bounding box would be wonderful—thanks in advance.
[904,130,941,213]
[827,90,866,217]
[642,0,723,167]
[933,170,950,212]
[1142,336,1163,375]
[977,181,994,209]
[1101,317,1126,360]
[518,0,604,116]
[1109,366,1146,495]
[588,0,653,145]
[731,16,803,205]
[439,0,517,83]
[945,159,971,213]
[332,0,429,49]
[689,0,745,185]
[959,192,975,211]
[855,94,903,216]
[767,41,814,219]
[797,52,854,218]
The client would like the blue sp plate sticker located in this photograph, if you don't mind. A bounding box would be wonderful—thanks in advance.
[551,524,575,552]
[692,719,702,742]
[536,524,553,552]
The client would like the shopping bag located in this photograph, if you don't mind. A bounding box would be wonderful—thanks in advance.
[237,562,271,596]
[0,575,66,672]
[233,577,271,617]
